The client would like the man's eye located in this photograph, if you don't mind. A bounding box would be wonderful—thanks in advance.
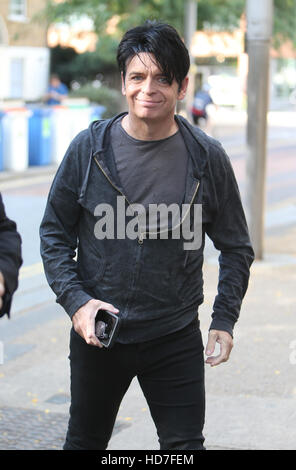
[158,77,169,84]
[131,76,142,81]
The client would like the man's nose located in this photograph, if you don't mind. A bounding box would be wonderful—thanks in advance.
[141,77,155,94]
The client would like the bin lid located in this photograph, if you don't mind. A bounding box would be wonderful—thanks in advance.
[3,107,29,112]
[67,104,90,109]
[2,107,32,117]
[26,107,53,116]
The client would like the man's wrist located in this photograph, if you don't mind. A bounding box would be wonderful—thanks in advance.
[209,317,234,338]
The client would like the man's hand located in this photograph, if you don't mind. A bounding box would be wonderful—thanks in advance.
[205,329,233,367]
[0,271,5,310]
[72,299,119,348]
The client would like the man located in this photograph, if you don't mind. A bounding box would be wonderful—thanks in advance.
[191,83,214,126]
[0,194,22,318]
[45,74,68,106]
[40,21,254,450]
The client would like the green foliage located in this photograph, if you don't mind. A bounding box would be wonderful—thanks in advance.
[43,0,296,46]
[69,83,121,117]
[45,0,296,90]
[50,45,79,85]
[50,36,119,86]
[38,0,296,122]
[273,0,296,47]
[197,0,245,31]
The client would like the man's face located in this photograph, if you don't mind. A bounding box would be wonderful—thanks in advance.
[121,52,188,122]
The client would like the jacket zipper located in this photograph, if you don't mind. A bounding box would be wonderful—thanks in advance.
[94,154,133,205]
[138,180,200,243]
[94,155,200,245]
[94,155,144,243]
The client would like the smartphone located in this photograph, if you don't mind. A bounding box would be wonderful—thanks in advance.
[95,310,121,348]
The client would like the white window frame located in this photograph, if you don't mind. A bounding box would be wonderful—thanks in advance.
[8,0,27,23]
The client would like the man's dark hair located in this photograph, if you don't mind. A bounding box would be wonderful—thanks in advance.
[117,20,190,90]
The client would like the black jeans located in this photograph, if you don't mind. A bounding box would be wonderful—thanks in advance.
[63,319,206,450]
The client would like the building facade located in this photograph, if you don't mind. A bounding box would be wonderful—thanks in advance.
[191,28,296,109]
[0,0,49,101]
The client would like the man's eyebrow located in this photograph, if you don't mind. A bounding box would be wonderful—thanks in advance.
[127,70,166,77]
[127,71,144,76]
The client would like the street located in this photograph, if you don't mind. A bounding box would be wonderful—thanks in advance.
[0,108,296,450]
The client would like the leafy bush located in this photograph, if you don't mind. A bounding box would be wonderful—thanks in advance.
[69,83,122,118]
[50,36,119,87]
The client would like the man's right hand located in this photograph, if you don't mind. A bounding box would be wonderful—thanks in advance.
[72,299,119,348]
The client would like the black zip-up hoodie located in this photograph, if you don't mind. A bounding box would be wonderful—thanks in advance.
[40,113,254,342]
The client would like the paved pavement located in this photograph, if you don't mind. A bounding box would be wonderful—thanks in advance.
[0,110,296,451]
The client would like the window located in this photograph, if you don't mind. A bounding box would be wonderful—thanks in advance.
[9,0,27,19]
[10,58,24,98]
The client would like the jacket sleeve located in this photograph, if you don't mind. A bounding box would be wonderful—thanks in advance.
[0,194,22,318]
[204,143,255,337]
[39,133,93,319]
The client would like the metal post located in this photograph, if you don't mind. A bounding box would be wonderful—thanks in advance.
[184,0,197,122]
[245,0,273,259]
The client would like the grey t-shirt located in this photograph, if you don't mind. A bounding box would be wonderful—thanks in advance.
[110,118,189,233]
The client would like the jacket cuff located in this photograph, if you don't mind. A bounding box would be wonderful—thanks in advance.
[0,292,12,319]
[57,288,94,319]
[209,318,234,338]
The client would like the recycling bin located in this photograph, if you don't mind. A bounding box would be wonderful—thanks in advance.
[67,103,92,141]
[90,105,106,122]
[1,108,30,171]
[28,107,53,166]
[50,106,72,165]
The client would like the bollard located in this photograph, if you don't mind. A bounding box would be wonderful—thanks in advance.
[1,108,31,171]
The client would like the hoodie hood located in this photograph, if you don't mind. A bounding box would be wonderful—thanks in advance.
[87,112,210,183]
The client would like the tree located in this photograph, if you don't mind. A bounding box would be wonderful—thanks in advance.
[50,45,78,85]
[42,0,296,46]
[40,0,296,87]
[273,0,296,48]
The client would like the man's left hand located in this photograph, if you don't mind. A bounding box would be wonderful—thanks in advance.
[205,329,233,367]
[0,271,5,310]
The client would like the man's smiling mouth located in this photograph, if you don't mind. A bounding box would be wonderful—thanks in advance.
[136,99,162,106]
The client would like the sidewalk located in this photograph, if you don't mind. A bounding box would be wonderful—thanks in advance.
[0,165,58,190]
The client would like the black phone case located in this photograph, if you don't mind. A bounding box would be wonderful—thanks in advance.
[95,310,121,348]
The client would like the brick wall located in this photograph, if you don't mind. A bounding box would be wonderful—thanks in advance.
[0,0,48,47]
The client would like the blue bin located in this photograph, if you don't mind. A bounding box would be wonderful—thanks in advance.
[28,107,53,166]
[0,111,4,171]
[90,105,106,122]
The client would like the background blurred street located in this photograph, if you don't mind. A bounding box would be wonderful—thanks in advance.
[0,107,295,450]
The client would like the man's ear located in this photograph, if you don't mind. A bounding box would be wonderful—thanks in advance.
[121,72,126,96]
[177,76,189,101]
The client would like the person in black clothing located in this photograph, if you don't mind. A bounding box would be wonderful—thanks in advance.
[191,84,214,126]
[40,21,254,450]
[0,193,22,318]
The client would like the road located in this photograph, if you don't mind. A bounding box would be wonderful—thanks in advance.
[0,108,295,450]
